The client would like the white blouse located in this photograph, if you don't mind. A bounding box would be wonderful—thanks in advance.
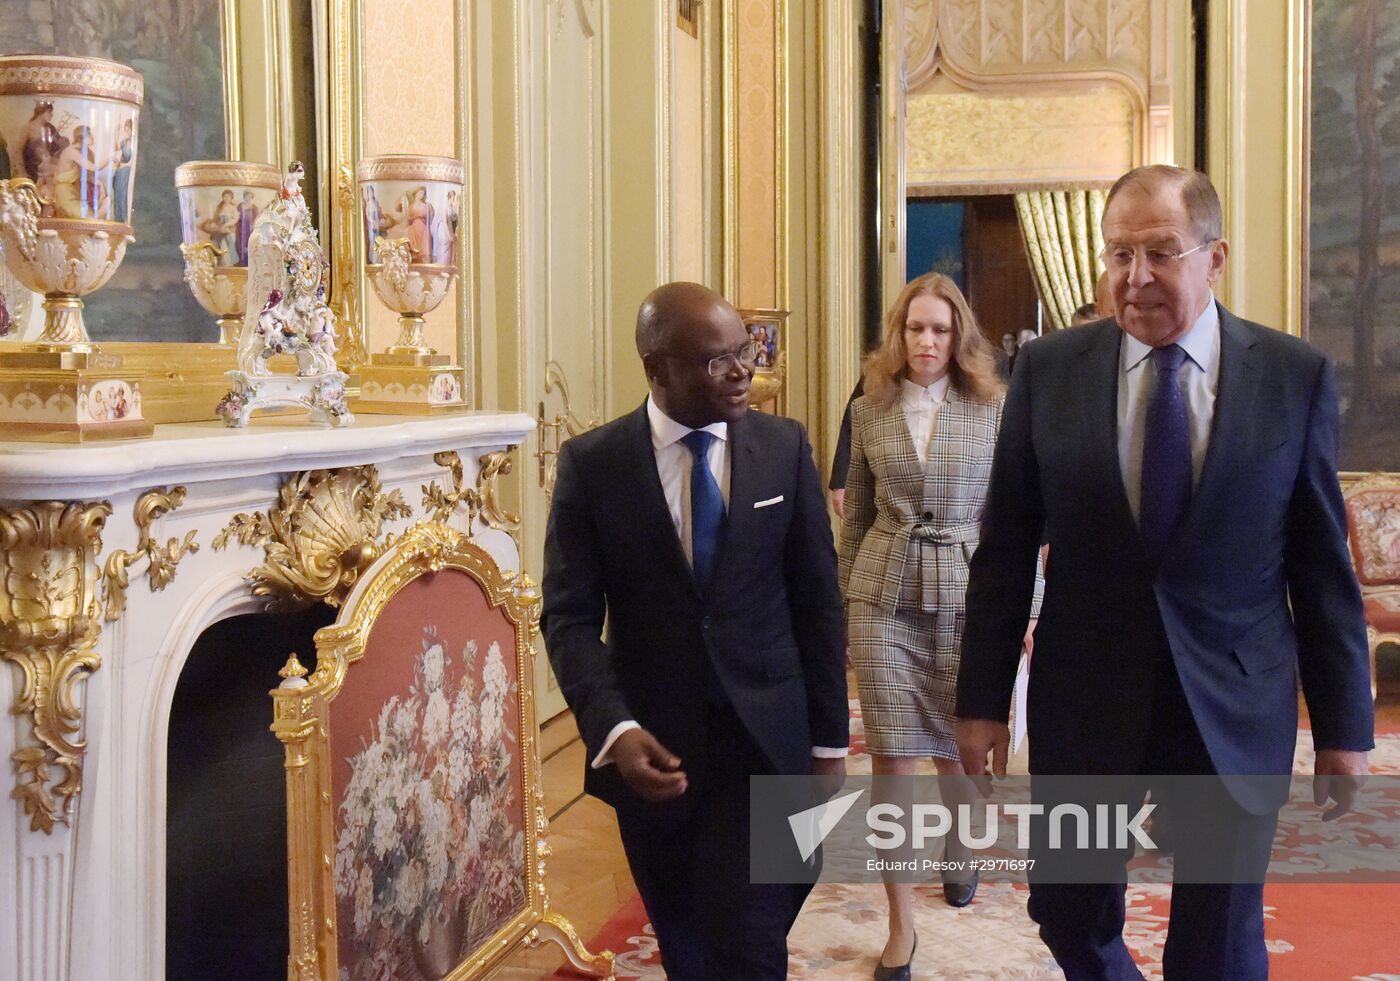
[899,374,950,465]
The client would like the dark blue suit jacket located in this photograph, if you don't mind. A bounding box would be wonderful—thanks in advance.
[541,402,849,814]
[958,307,1375,812]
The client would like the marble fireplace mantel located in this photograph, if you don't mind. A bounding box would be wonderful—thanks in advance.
[0,411,535,981]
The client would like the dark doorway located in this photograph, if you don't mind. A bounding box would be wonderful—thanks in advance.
[166,604,335,981]
[906,194,1041,346]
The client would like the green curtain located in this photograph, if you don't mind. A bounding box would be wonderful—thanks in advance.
[1014,189,1107,331]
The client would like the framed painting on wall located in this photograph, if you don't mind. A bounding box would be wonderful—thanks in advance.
[0,0,231,343]
[1306,0,1400,471]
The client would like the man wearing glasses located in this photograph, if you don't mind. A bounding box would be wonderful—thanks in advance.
[957,165,1373,979]
[542,281,848,979]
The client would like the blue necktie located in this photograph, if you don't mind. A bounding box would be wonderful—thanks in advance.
[681,430,725,587]
[1139,344,1192,562]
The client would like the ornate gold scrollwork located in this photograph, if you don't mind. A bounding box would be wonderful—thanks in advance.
[0,500,111,833]
[522,715,617,979]
[102,487,199,622]
[424,447,522,543]
[536,362,600,500]
[211,465,411,609]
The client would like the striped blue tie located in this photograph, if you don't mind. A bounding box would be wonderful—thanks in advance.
[681,430,724,587]
[1139,344,1192,562]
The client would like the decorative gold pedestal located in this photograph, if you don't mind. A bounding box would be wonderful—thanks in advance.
[351,351,468,414]
[0,349,154,443]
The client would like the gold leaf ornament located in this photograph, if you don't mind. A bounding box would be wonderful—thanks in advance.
[1,500,111,832]
[212,465,412,608]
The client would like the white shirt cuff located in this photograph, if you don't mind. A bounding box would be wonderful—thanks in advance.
[811,745,849,758]
[591,720,641,768]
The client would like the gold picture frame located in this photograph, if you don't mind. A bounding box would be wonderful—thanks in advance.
[271,520,611,980]
[739,306,788,409]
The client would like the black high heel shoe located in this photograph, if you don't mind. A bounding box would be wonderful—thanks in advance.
[941,851,979,907]
[873,935,916,981]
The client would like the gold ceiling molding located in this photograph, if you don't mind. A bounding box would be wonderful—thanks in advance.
[904,0,1155,107]
[101,487,200,623]
[0,500,111,833]
[211,466,412,609]
[424,448,522,543]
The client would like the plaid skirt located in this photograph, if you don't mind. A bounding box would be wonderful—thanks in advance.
[848,600,960,760]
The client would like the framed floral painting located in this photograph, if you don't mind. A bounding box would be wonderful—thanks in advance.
[273,524,544,981]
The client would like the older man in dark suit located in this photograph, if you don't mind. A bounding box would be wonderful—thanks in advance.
[541,282,848,980]
[957,165,1374,980]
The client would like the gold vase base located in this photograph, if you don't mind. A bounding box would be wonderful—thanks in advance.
[748,372,784,406]
[350,363,469,415]
[371,349,453,367]
[0,347,122,371]
[0,364,154,443]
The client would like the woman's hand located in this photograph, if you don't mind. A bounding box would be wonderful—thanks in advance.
[1022,618,1038,660]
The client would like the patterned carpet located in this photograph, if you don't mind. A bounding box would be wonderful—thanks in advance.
[554,715,1400,980]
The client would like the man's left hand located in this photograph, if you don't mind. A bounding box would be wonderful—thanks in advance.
[1313,749,1369,821]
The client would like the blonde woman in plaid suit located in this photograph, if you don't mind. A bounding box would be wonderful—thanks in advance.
[839,272,1041,980]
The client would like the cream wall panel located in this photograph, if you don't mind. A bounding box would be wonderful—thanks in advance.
[732,0,781,309]
[1208,0,1294,333]
[361,0,458,356]
[603,4,667,418]
[672,24,706,283]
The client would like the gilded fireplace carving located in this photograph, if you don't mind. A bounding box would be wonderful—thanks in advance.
[211,465,412,609]
[102,487,200,622]
[0,500,111,833]
[424,447,521,543]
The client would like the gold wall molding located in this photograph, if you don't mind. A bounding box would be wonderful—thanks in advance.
[424,448,521,542]
[0,500,111,833]
[101,487,200,623]
[329,0,368,366]
[211,466,411,609]
[819,0,864,468]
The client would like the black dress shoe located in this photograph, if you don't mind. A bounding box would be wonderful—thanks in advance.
[873,935,916,981]
[942,866,978,907]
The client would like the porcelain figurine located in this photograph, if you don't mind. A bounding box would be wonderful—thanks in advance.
[217,161,353,428]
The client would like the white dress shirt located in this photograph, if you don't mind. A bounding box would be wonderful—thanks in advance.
[900,374,951,464]
[593,396,847,767]
[1117,294,1221,522]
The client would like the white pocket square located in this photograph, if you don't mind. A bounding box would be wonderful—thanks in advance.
[753,495,784,509]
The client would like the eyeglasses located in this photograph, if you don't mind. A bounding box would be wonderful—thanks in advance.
[661,340,761,376]
[1099,239,1216,272]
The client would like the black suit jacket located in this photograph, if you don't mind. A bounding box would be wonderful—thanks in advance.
[541,402,849,813]
[959,307,1374,812]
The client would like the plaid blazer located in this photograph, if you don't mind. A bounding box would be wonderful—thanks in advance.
[838,387,1043,616]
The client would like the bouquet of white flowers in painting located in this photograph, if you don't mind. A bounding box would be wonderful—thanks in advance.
[334,625,526,979]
